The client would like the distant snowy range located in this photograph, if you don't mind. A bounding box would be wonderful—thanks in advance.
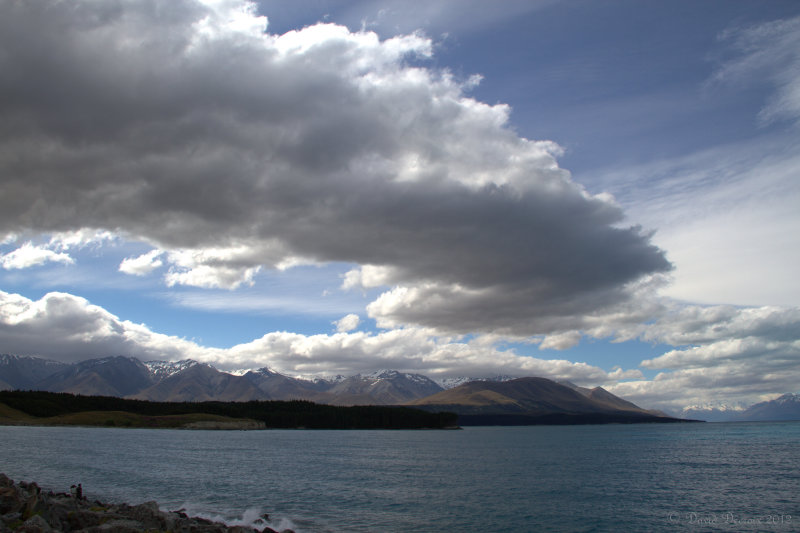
[1,353,799,422]
[679,395,800,422]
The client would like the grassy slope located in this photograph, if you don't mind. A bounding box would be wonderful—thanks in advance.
[0,402,262,429]
[0,402,32,421]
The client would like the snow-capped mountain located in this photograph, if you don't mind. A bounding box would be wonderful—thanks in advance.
[364,369,440,386]
[0,355,442,405]
[144,359,201,381]
[133,363,264,402]
[322,370,443,405]
[243,367,327,400]
[434,375,519,389]
[679,402,747,422]
[679,395,800,422]
[4,354,798,419]
[737,393,800,421]
[309,374,349,387]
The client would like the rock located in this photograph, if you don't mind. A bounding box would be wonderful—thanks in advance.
[0,475,270,532]
[120,501,164,529]
[87,518,147,532]
[22,486,48,523]
[16,514,52,533]
[1,512,22,531]
[64,508,109,530]
[0,487,23,515]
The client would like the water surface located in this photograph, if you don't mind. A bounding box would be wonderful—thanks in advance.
[1,422,798,531]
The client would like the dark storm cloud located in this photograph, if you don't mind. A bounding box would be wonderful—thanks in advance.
[0,0,670,335]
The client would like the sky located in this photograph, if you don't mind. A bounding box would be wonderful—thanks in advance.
[0,0,799,412]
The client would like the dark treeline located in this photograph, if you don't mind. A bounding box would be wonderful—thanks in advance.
[0,390,458,429]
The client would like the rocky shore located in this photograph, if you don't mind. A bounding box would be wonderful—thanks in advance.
[0,474,293,533]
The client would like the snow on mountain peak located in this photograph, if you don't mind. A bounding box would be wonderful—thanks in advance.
[144,359,199,380]
[775,393,799,404]
[435,375,519,389]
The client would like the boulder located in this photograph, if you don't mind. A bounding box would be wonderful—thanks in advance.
[0,475,270,532]
[0,486,23,515]
[15,514,52,533]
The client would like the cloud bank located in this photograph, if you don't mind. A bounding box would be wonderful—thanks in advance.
[2,288,797,411]
[0,0,669,336]
[0,289,636,385]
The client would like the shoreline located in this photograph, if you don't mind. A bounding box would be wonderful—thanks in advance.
[0,474,294,533]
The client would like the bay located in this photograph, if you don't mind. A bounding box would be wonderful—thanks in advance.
[1,422,798,532]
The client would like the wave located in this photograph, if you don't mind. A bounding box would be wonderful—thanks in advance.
[171,503,300,532]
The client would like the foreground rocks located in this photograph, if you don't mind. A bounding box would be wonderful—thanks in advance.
[0,474,292,533]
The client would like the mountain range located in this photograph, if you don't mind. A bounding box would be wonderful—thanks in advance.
[680,394,800,422]
[2,353,796,423]
[0,354,447,406]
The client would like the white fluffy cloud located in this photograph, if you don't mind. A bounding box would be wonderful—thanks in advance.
[0,229,118,270]
[606,304,800,411]
[1,287,797,410]
[0,0,669,335]
[0,289,634,383]
[164,247,264,289]
[0,290,216,363]
[0,242,74,270]
[334,313,361,333]
[119,249,164,276]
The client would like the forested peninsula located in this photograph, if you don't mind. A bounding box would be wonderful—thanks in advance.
[0,391,458,430]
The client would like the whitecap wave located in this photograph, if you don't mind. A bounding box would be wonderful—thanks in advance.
[170,503,300,532]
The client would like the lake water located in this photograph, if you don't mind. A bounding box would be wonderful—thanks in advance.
[1,422,798,532]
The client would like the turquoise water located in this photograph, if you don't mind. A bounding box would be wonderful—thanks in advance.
[1,422,798,532]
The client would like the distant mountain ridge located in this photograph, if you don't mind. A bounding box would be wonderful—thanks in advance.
[682,394,800,422]
[35,356,154,397]
[408,377,683,425]
[132,363,266,402]
[0,354,445,406]
[410,377,655,415]
[0,354,69,390]
[3,354,795,422]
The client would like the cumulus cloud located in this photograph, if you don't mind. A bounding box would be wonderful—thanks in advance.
[539,330,583,351]
[334,313,361,333]
[119,249,164,276]
[47,229,118,251]
[0,0,670,335]
[0,242,74,269]
[0,289,634,383]
[609,363,800,414]
[164,247,264,289]
[2,285,797,410]
[0,290,214,363]
[0,229,119,270]
[605,304,800,411]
